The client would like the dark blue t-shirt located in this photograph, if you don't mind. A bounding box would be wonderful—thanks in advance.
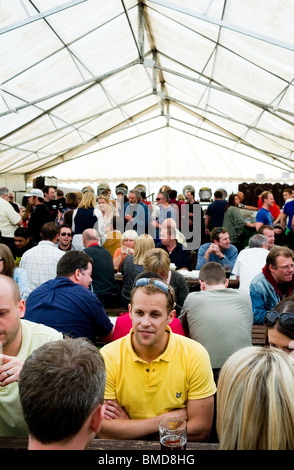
[206,200,227,228]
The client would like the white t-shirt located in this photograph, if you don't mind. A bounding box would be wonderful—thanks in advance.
[232,247,269,292]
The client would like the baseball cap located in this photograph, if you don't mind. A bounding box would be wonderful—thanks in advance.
[24,188,44,198]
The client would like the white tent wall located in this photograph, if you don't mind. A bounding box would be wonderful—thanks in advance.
[2,1,294,188]
[35,126,294,199]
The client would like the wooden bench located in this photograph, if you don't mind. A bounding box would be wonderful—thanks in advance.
[251,324,267,346]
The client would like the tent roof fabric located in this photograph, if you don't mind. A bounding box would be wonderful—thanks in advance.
[1,0,294,184]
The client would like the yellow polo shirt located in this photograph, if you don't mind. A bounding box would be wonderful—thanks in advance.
[100,327,216,420]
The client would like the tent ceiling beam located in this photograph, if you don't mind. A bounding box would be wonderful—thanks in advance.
[0,0,88,35]
[0,60,140,120]
[148,0,294,52]
[1,91,155,149]
[21,103,160,176]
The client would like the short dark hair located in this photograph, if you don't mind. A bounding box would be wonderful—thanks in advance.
[40,222,59,241]
[58,224,72,235]
[257,224,274,234]
[169,189,178,199]
[19,337,106,444]
[14,227,30,239]
[210,227,227,242]
[214,190,223,199]
[199,262,226,285]
[57,250,93,277]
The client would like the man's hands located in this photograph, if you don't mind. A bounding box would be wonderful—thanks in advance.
[104,400,130,420]
[0,354,23,387]
[204,243,224,260]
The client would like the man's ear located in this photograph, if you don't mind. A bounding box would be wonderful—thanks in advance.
[90,403,105,435]
[18,299,26,319]
[268,264,274,275]
[167,309,176,324]
[224,278,229,288]
[199,280,206,291]
[128,303,132,319]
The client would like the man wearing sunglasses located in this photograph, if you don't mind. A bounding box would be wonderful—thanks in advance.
[57,224,73,252]
[250,246,294,324]
[98,278,216,442]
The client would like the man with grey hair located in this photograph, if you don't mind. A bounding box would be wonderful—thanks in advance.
[232,234,269,292]
[0,186,22,245]
[19,337,106,450]
[124,189,149,235]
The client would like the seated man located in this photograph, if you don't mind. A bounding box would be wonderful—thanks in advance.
[196,227,238,273]
[19,337,106,450]
[250,246,294,324]
[24,250,114,343]
[8,226,37,265]
[179,262,253,383]
[232,234,269,292]
[156,225,192,270]
[82,228,121,308]
[0,275,63,437]
[98,278,216,441]
[19,222,65,295]
[257,224,275,249]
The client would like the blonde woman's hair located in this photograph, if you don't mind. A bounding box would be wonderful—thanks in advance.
[121,230,138,246]
[217,346,294,450]
[143,248,170,278]
[133,234,155,265]
[78,190,96,209]
[98,194,110,204]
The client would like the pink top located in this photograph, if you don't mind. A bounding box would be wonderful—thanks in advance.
[112,312,185,341]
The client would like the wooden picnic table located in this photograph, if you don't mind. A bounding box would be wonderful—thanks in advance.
[0,436,219,451]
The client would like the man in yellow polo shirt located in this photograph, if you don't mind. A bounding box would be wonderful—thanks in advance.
[98,277,216,441]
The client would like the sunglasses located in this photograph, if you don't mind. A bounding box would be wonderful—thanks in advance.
[135,277,170,294]
[264,310,294,329]
[60,232,72,237]
[156,197,163,201]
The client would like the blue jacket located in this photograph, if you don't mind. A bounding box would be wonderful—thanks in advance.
[196,243,238,271]
[250,272,283,324]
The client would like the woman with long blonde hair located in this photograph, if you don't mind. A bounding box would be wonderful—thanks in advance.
[72,190,105,250]
[121,234,155,308]
[217,346,294,450]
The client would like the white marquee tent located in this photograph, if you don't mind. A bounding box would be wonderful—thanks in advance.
[1,0,294,196]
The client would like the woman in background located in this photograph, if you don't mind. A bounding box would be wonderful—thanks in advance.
[120,234,154,308]
[72,190,105,250]
[113,229,138,272]
[142,247,189,316]
[264,296,294,358]
[0,243,28,300]
[217,346,294,450]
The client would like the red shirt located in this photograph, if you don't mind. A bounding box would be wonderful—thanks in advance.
[112,312,185,341]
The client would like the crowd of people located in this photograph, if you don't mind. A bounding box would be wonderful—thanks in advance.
[1,183,294,450]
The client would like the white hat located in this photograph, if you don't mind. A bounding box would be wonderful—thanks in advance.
[24,188,44,198]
